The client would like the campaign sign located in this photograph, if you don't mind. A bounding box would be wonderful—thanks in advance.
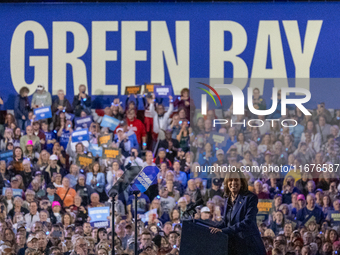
[144,83,161,93]
[0,150,13,161]
[331,213,340,226]
[76,154,94,167]
[125,86,141,95]
[90,221,110,228]
[100,115,120,131]
[2,188,23,197]
[98,134,113,147]
[88,144,103,157]
[88,207,110,223]
[257,199,273,214]
[154,85,173,98]
[34,106,52,120]
[102,148,120,159]
[65,113,75,121]
[72,128,90,143]
[208,132,228,148]
[75,116,92,129]
[131,166,160,193]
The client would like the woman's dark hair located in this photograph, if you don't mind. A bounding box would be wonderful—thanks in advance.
[223,170,248,197]
[304,120,317,135]
[61,212,73,226]
[19,87,29,97]
[97,227,107,241]
[13,146,23,160]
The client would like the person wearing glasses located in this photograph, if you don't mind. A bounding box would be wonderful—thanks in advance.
[31,84,52,109]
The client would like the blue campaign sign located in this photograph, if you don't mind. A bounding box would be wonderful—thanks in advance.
[131,166,160,193]
[91,221,110,228]
[88,144,103,157]
[2,188,23,197]
[65,113,75,121]
[71,128,90,143]
[75,116,93,129]
[34,107,52,120]
[154,85,173,98]
[88,207,110,223]
[0,150,13,161]
[100,115,120,131]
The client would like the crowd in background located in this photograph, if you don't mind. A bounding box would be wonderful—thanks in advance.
[0,84,339,255]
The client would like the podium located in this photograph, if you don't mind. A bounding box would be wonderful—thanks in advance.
[179,220,228,255]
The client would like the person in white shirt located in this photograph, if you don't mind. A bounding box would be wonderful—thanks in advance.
[234,132,250,157]
[24,201,40,232]
[142,151,156,168]
[149,95,174,141]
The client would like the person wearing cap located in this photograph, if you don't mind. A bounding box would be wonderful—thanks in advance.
[200,206,212,221]
[203,178,223,204]
[14,86,30,131]
[213,149,228,166]
[26,236,38,250]
[20,125,40,153]
[43,154,65,184]
[297,194,325,226]
[24,140,40,165]
[115,127,135,158]
[31,84,52,109]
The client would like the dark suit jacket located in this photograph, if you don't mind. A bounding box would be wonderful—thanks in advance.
[218,191,266,255]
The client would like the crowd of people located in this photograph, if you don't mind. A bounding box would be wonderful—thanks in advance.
[0,83,339,255]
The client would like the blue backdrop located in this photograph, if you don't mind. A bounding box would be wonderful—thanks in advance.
[0,3,340,109]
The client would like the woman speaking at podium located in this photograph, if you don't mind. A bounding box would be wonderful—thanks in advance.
[210,171,266,255]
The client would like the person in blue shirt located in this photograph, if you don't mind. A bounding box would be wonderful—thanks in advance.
[198,143,217,167]
[41,121,56,154]
[126,192,150,221]
[296,193,325,226]
[173,161,187,188]
[57,120,73,151]
[86,162,106,202]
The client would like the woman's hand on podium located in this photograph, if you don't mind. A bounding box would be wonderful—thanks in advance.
[209,227,222,234]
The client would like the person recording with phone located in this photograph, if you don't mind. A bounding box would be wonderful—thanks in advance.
[209,171,266,255]
[124,147,143,168]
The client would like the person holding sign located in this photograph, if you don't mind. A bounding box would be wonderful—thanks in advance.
[126,109,147,150]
